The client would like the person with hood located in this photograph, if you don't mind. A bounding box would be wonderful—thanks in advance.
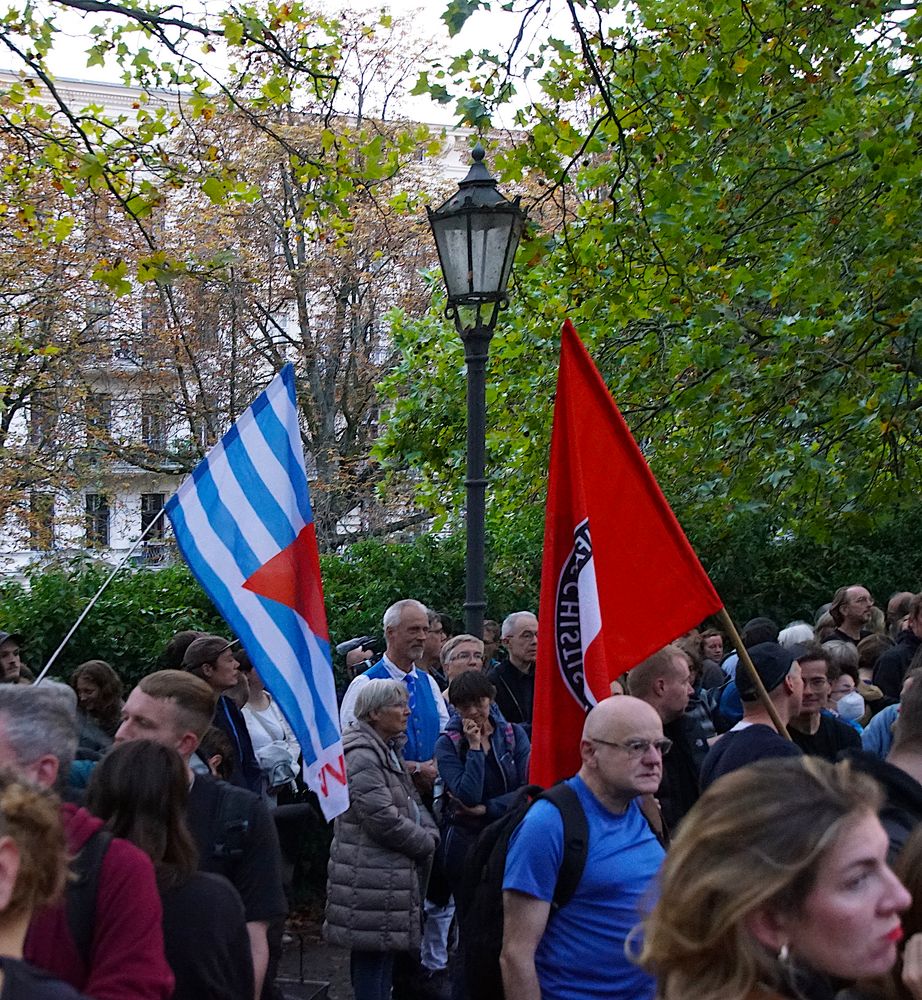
[324,679,438,1000]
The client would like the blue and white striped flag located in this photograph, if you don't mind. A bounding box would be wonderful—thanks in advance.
[165,364,348,820]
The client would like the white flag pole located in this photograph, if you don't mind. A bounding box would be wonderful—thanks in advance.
[34,508,167,685]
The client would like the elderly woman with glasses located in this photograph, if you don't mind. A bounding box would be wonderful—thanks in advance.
[438,634,487,698]
[323,679,439,1000]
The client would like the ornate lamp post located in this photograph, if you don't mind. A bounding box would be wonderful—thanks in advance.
[426,142,526,636]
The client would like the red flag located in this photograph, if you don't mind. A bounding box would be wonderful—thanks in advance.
[530,320,723,786]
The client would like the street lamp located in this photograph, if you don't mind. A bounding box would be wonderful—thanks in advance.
[426,142,526,637]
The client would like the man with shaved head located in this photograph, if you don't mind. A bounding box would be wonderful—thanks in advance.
[500,697,667,1000]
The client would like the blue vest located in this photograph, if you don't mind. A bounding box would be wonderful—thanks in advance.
[364,660,441,762]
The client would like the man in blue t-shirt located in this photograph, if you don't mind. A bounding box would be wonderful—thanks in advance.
[501,696,667,1000]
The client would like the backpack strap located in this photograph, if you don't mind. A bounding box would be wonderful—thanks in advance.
[638,793,669,848]
[445,728,468,766]
[212,784,252,860]
[539,782,589,910]
[66,828,114,968]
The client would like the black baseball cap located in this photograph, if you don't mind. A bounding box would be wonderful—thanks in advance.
[737,642,796,701]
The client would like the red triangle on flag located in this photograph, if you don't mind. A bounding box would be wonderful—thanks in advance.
[242,524,329,641]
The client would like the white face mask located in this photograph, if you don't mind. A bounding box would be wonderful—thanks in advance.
[836,690,865,722]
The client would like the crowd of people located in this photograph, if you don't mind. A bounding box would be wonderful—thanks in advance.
[0,582,920,999]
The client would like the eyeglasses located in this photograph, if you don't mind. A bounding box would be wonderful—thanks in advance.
[449,651,484,662]
[589,737,673,758]
[512,630,538,641]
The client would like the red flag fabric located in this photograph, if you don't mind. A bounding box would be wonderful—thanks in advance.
[530,319,723,787]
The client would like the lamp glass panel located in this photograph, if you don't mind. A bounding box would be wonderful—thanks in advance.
[498,213,524,292]
[469,213,514,295]
[431,215,472,299]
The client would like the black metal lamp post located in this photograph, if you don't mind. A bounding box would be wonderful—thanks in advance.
[426,142,526,637]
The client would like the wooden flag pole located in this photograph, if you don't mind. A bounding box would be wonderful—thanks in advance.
[717,607,792,741]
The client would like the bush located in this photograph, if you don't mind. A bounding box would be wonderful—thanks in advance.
[0,529,541,688]
[5,505,922,686]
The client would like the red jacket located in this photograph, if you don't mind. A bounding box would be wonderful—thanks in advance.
[24,803,174,1000]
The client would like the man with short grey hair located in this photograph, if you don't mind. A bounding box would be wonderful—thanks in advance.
[0,686,175,1000]
[339,599,449,777]
[488,611,538,733]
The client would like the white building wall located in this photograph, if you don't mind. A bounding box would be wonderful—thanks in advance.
[0,74,504,578]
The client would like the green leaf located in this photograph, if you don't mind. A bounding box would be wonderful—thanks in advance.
[51,216,74,242]
[201,176,225,204]
[442,0,486,36]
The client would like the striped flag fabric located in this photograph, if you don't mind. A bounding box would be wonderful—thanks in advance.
[165,364,348,820]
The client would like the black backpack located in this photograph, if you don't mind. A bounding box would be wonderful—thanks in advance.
[455,782,589,1000]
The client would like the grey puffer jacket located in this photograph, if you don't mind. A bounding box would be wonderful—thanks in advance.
[323,720,438,952]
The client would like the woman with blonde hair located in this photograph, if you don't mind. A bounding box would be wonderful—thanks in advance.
[640,757,910,1000]
[0,772,90,997]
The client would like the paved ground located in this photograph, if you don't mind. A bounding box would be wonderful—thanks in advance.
[277,918,351,1000]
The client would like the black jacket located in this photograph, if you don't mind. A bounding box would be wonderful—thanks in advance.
[873,630,921,700]
[841,748,922,860]
[658,715,708,833]
[487,658,534,732]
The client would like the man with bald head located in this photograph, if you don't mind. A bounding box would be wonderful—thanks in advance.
[500,697,667,1000]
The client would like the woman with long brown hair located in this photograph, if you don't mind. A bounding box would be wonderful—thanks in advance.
[87,740,253,1000]
[70,661,123,739]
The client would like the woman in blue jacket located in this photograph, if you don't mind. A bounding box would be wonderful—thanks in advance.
[435,670,530,892]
